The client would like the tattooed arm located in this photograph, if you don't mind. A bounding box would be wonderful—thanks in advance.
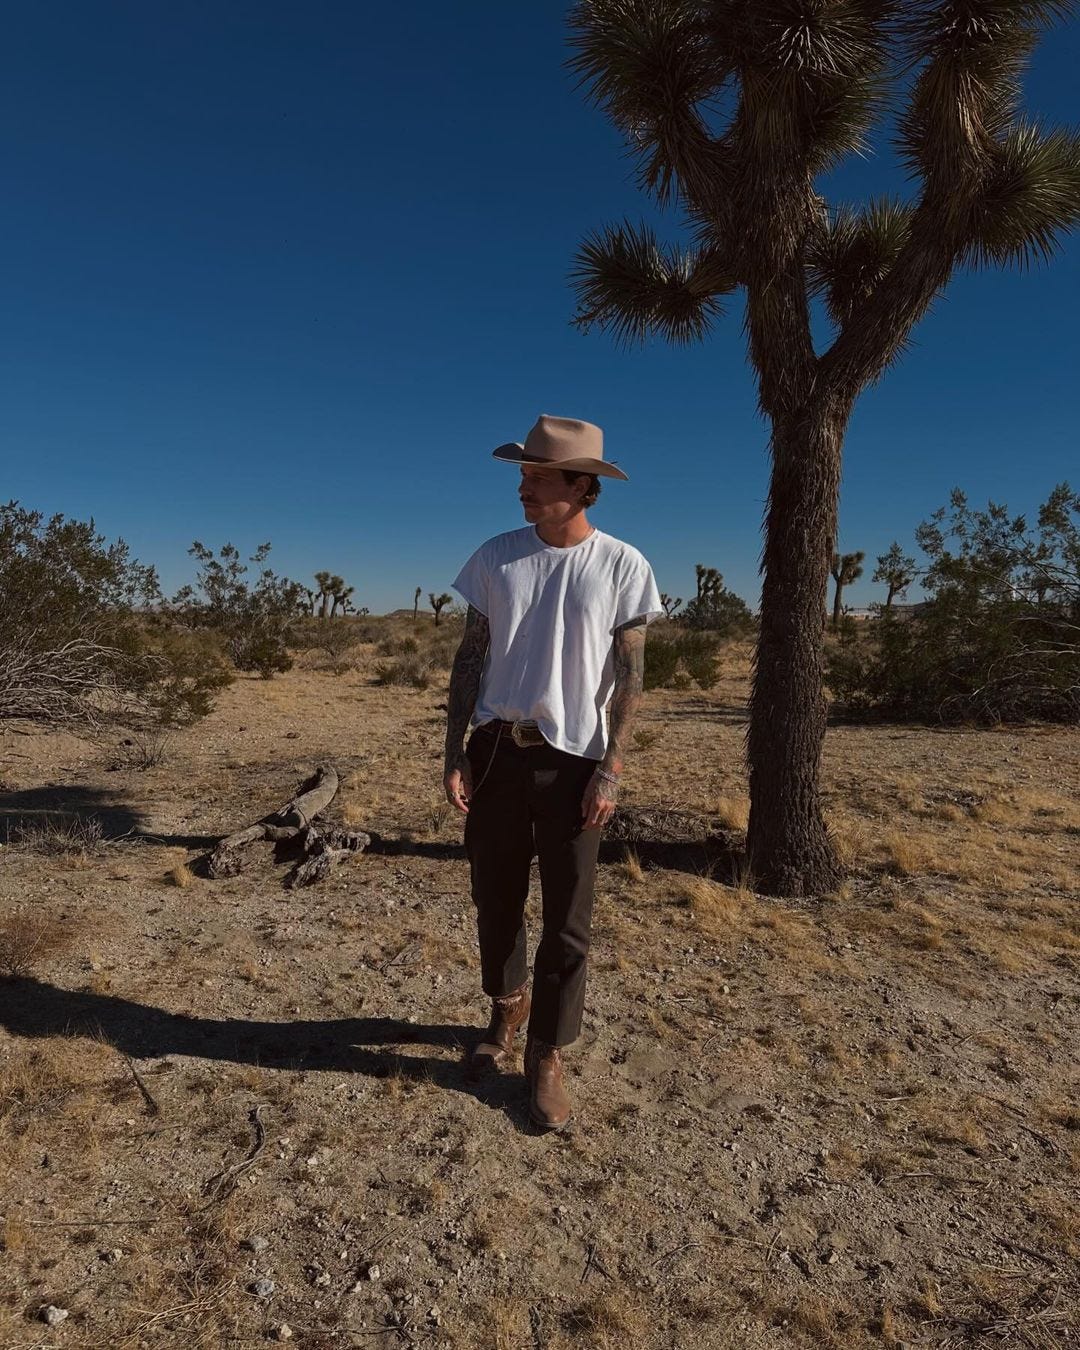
[581,616,647,830]
[443,605,490,814]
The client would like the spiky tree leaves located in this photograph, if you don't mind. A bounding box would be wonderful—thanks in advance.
[569,0,1080,896]
[573,223,734,344]
[807,199,915,327]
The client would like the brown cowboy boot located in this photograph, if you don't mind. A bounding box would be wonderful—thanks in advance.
[524,1036,572,1131]
[470,985,530,1071]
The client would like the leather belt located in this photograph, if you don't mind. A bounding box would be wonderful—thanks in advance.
[487,719,547,748]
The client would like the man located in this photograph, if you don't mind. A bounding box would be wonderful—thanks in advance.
[444,414,661,1131]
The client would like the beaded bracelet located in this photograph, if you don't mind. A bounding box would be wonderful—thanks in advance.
[595,767,620,785]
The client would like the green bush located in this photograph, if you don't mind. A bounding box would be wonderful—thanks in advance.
[0,502,231,727]
[644,637,681,690]
[644,630,723,691]
[826,485,1080,724]
[172,541,304,678]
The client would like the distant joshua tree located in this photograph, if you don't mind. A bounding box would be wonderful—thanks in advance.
[429,592,453,626]
[331,583,354,618]
[661,592,683,618]
[568,0,1080,895]
[873,542,918,610]
[830,551,866,628]
[413,586,422,622]
[313,571,332,620]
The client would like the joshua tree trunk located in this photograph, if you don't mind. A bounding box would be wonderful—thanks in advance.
[832,578,844,628]
[748,407,846,897]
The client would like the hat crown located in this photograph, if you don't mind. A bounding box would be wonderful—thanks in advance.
[490,413,629,480]
[523,415,603,465]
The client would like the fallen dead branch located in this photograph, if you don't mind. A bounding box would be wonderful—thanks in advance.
[201,765,370,886]
[201,1103,269,1208]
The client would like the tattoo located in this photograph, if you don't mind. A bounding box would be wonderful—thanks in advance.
[444,605,490,772]
[603,616,647,780]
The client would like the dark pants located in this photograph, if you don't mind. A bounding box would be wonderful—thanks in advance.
[463,722,602,1047]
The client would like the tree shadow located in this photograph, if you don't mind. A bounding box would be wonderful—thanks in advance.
[656,703,748,725]
[0,977,535,1130]
[0,784,144,841]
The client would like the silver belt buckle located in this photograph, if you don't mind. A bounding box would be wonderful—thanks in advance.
[510,720,541,747]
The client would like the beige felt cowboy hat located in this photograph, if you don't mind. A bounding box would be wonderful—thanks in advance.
[492,414,629,481]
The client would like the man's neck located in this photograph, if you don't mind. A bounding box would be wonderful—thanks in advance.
[535,511,593,550]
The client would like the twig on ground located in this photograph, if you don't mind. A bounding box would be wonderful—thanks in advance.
[123,1054,162,1118]
[201,1103,269,1207]
[581,1242,612,1283]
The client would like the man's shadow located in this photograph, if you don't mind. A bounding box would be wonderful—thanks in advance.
[0,977,536,1129]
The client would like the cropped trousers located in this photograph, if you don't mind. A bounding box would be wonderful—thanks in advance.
[463,721,602,1047]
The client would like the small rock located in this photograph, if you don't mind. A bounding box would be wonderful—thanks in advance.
[271,1325,294,1342]
[428,1305,442,1325]
[41,1306,69,1326]
[244,1235,270,1253]
[366,1263,381,1281]
[313,1271,331,1287]
[250,1278,275,1298]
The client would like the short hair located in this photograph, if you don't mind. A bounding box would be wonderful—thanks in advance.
[561,470,601,508]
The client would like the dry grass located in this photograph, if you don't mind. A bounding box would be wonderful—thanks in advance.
[5,812,104,855]
[1,640,1077,1350]
[165,860,195,888]
[0,908,80,978]
[713,795,750,833]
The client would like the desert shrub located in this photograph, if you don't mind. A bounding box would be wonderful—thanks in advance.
[171,541,304,678]
[377,636,420,657]
[645,631,723,690]
[373,656,434,689]
[827,485,1080,723]
[677,631,722,689]
[680,566,755,635]
[116,729,173,770]
[644,638,680,690]
[0,502,230,727]
[0,911,76,979]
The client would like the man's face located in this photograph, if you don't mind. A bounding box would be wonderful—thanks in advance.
[518,465,583,526]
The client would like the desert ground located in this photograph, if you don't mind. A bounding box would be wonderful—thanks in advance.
[1,624,1078,1349]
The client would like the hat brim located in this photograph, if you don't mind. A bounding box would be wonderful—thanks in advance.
[491,443,629,481]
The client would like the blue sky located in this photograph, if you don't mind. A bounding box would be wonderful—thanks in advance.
[2,3,1077,613]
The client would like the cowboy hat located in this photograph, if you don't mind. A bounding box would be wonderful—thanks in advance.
[492,414,629,481]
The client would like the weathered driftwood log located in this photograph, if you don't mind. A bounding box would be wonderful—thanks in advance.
[203,766,369,885]
[286,823,373,889]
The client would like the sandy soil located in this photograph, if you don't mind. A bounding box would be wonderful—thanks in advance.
[1,636,1078,1349]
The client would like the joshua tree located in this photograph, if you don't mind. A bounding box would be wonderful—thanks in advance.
[413,586,422,622]
[329,580,352,618]
[429,591,453,626]
[313,571,333,620]
[569,0,1080,895]
[831,550,866,627]
[661,592,683,618]
[874,541,918,608]
[695,563,724,603]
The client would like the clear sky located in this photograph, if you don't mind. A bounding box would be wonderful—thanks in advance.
[3,3,1078,613]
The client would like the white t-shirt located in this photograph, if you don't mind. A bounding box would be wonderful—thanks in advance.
[452,525,663,759]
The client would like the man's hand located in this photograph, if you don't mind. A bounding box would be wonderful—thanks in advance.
[444,755,474,815]
[581,768,618,830]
